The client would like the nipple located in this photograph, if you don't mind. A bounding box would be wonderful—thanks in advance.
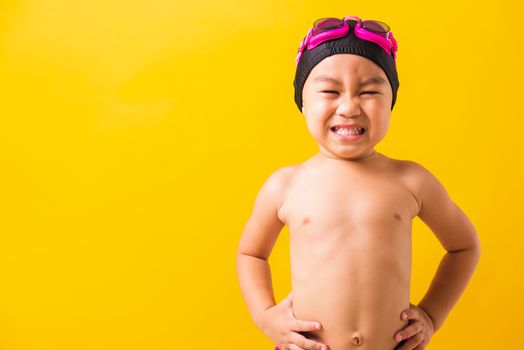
[351,333,363,346]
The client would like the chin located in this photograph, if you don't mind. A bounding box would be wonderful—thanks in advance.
[322,145,375,160]
[340,152,367,160]
[323,150,362,160]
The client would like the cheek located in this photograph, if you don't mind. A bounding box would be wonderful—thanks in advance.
[306,99,328,115]
[305,116,329,139]
[305,118,321,135]
[369,114,391,137]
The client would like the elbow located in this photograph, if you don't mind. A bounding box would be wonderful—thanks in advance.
[237,249,268,261]
[448,238,482,262]
[472,229,482,260]
[237,250,268,261]
[474,240,482,261]
[237,241,270,261]
[467,236,482,264]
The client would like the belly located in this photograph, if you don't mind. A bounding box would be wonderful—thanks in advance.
[290,228,412,350]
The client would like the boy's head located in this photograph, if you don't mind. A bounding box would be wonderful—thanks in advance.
[293,16,400,160]
[293,17,399,113]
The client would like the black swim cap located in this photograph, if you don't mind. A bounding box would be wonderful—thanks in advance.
[293,19,399,113]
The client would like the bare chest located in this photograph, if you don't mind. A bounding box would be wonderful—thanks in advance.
[279,168,420,234]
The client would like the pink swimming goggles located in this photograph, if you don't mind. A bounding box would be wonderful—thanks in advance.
[295,15,398,66]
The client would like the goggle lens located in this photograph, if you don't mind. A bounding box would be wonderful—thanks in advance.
[361,20,390,38]
[313,18,343,33]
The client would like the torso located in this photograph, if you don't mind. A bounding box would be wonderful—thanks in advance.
[278,152,421,350]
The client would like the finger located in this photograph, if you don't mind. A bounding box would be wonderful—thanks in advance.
[396,332,424,350]
[290,319,322,332]
[284,292,293,306]
[289,332,328,350]
[401,310,414,321]
[285,294,295,318]
[288,344,306,350]
[395,322,422,343]
[401,310,408,320]
[415,307,434,330]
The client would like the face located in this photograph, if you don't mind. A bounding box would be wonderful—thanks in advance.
[301,54,393,161]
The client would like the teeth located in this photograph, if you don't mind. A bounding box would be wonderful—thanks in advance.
[335,127,363,135]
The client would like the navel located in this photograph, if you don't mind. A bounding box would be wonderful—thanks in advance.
[393,212,402,221]
[351,332,363,346]
[302,217,310,225]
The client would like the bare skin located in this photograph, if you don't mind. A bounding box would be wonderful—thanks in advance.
[236,54,481,350]
[275,153,421,350]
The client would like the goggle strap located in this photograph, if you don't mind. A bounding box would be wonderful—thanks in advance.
[389,32,398,51]
[296,16,398,64]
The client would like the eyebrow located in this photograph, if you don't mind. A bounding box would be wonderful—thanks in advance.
[312,75,387,85]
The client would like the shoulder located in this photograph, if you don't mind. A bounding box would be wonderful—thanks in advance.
[238,166,300,258]
[385,158,448,215]
[399,160,446,194]
[253,165,300,214]
[258,165,299,199]
[378,155,434,188]
[396,159,456,218]
[393,159,436,184]
[263,164,300,189]
[376,156,480,253]
[396,159,480,253]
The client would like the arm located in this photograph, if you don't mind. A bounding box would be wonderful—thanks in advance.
[236,167,331,350]
[236,167,288,328]
[412,162,482,332]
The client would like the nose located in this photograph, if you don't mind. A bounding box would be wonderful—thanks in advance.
[337,95,361,117]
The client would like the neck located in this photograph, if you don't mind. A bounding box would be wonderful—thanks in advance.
[318,149,377,162]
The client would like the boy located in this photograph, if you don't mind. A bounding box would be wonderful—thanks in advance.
[236,15,481,350]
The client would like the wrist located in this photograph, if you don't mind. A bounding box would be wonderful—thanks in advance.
[253,306,271,331]
[417,304,437,332]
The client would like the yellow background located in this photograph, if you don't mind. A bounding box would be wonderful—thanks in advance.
[0,0,522,349]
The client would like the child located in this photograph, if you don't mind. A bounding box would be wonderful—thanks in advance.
[236,15,481,350]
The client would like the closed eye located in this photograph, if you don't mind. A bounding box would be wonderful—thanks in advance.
[320,91,379,95]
